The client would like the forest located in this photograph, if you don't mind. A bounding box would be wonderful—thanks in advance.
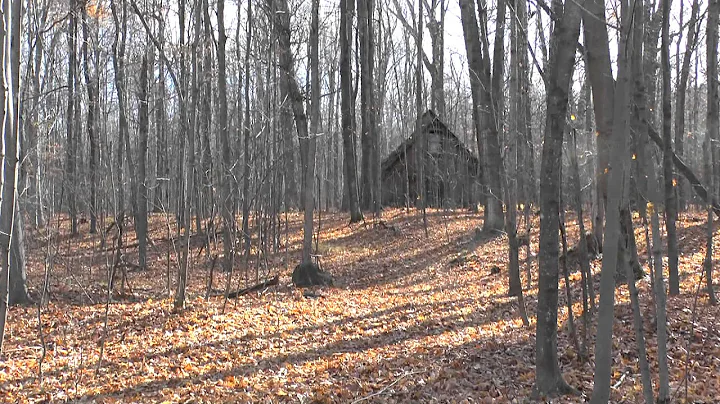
[0,0,719,401]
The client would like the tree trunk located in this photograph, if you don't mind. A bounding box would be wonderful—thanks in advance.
[589,0,633,399]
[358,0,374,212]
[272,0,313,264]
[534,0,582,396]
[425,0,445,119]
[154,8,168,214]
[175,0,191,310]
[111,0,127,234]
[478,0,504,232]
[459,0,501,232]
[241,0,253,260]
[217,0,235,275]
[707,0,720,304]
[81,5,99,233]
[582,0,614,248]
[136,54,150,270]
[569,130,591,356]
[66,0,78,235]
[661,0,679,296]
[630,4,657,401]
[304,0,321,263]
[673,0,700,210]
[507,0,523,297]
[340,0,363,223]
[0,0,22,351]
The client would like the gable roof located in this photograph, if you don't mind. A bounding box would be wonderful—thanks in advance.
[381,110,478,174]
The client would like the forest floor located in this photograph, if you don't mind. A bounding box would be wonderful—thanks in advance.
[1,208,719,403]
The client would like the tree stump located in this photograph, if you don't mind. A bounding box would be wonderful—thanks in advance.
[292,262,333,287]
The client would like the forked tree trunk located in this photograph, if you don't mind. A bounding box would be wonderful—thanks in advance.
[272,0,314,264]
[590,0,633,399]
[459,0,502,232]
[425,0,445,119]
[478,0,504,232]
[582,0,613,248]
[630,2,655,401]
[534,0,582,396]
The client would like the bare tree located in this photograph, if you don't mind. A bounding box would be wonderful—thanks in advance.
[534,0,583,396]
[358,0,378,212]
[707,0,720,304]
[629,1,656,400]
[110,0,127,244]
[673,0,700,209]
[271,0,314,264]
[661,0,679,296]
[459,0,503,232]
[0,0,22,351]
[341,0,363,223]
[306,0,321,260]
[137,54,150,270]
[67,0,78,235]
[81,4,99,233]
[425,0,446,119]
[217,0,235,276]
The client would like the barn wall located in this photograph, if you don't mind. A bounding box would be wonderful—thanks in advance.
[381,127,480,208]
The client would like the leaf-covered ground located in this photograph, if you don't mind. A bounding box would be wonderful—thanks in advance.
[1,208,719,403]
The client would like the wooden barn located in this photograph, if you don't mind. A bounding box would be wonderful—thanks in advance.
[381,110,481,208]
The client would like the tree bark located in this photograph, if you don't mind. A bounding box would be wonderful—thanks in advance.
[272,0,314,263]
[110,0,127,233]
[478,0,504,232]
[241,0,253,259]
[630,3,656,401]
[590,0,633,398]
[459,0,502,232]
[425,0,445,119]
[673,0,700,210]
[0,0,22,351]
[582,0,612,247]
[132,54,149,270]
[706,0,720,304]
[305,0,321,263]
[217,0,235,275]
[66,0,78,235]
[358,0,375,211]
[661,0,679,296]
[534,0,582,396]
[81,5,99,233]
[340,0,363,223]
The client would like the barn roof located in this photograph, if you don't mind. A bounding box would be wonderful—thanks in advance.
[381,110,479,175]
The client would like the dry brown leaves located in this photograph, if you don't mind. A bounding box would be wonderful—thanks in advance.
[0,208,718,403]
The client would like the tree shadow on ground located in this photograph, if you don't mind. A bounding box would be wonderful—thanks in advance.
[63,297,527,403]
